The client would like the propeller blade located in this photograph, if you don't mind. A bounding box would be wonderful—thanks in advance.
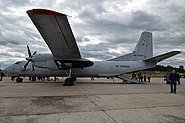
[33,51,37,55]
[31,62,35,71]
[23,60,30,69]
[25,45,37,71]
[32,64,35,71]
[27,45,31,57]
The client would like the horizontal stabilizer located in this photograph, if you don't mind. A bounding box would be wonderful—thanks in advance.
[144,51,181,63]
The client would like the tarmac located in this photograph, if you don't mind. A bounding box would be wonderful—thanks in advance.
[0,77,185,123]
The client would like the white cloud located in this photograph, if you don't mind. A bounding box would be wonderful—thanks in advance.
[0,0,184,69]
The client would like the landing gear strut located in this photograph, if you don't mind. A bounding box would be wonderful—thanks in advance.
[64,69,76,86]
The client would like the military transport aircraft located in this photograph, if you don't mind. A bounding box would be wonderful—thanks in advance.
[3,9,181,85]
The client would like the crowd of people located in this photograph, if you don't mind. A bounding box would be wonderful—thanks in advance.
[131,72,151,83]
[29,76,59,81]
[131,70,181,94]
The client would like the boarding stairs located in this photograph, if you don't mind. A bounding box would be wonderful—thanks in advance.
[117,74,140,84]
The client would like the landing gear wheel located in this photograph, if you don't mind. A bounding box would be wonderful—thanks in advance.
[72,77,77,81]
[16,78,23,83]
[64,78,74,86]
[32,77,36,81]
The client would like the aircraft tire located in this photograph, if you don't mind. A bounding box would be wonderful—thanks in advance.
[32,77,36,81]
[64,78,74,86]
[72,77,77,81]
[16,78,23,83]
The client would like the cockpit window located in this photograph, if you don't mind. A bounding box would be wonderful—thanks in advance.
[14,61,22,64]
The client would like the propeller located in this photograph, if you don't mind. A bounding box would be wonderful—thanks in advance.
[22,45,36,71]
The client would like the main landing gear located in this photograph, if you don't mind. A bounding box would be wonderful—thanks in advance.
[64,69,76,86]
[64,77,76,86]
[16,77,23,83]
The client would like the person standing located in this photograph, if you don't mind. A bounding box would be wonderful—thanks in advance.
[0,70,4,81]
[177,72,181,85]
[91,77,94,80]
[147,74,151,82]
[0,71,2,81]
[143,73,146,82]
[140,73,143,83]
[169,70,179,94]
[54,76,57,81]
[165,73,170,84]
[138,72,141,83]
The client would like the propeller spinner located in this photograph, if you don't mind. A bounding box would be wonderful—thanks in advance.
[22,45,36,71]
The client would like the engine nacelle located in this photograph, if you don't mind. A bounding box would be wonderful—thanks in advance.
[32,54,56,69]
[31,54,94,70]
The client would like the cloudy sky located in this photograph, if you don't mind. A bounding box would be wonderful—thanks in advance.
[0,0,185,69]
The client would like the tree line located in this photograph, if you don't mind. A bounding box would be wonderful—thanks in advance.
[147,65,185,73]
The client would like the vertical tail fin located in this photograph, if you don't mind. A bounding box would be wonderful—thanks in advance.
[134,32,153,60]
[109,32,153,61]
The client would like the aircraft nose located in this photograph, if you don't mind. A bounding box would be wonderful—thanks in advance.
[3,66,11,75]
[3,67,8,74]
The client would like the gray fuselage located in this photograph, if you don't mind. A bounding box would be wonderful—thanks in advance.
[3,54,156,77]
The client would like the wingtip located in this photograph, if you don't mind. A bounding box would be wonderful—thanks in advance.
[27,9,65,16]
[176,51,181,54]
[172,50,181,54]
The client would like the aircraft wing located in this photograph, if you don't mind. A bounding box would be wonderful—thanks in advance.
[144,51,181,63]
[27,9,81,59]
